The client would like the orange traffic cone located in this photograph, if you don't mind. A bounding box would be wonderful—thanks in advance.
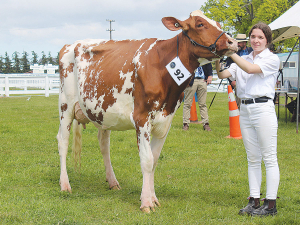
[190,96,201,124]
[226,85,242,139]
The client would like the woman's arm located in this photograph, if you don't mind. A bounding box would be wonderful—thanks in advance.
[230,54,262,74]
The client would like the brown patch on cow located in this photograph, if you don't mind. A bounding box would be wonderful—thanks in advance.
[61,103,68,112]
[60,103,68,120]
[67,122,72,132]
[144,132,150,142]
[125,88,133,94]
[59,45,75,89]
[86,109,103,125]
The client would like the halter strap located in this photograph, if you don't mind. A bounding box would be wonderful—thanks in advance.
[182,30,225,57]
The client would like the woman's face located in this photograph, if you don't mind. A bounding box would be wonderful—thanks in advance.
[250,28,268,54]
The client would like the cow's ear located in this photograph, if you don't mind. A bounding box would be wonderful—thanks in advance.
[162,17,183,31]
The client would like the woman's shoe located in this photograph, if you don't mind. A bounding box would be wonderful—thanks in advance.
[251,199,277,216]
[239,197,260,215]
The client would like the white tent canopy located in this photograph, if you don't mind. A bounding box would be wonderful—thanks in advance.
[269,1,300,42]
[269,1,300,133]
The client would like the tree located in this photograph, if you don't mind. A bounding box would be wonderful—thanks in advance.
[201,0,297,52]
[41,51,48,65]
[21,51,30,73]
[0,56,3,73]
[3,52,12,74]
[12,51,21,73]
[31,51,39,65]
[56,52,60,65]
[48,51,55,65]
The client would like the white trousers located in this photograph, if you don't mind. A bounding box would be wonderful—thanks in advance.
[239,100,280,199]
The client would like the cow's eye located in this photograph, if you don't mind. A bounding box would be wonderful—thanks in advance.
[197,24,203,28]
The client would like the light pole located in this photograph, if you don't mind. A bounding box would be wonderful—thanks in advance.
[106,19,115,40]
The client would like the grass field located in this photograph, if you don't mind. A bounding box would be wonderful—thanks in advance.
[0,93,299,224]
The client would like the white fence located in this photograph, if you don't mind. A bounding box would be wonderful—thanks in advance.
[0,71,228,97]
[0,74,60,97]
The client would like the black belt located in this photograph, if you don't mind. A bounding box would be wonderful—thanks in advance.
[241,96,271,105]
[194,77,203,79]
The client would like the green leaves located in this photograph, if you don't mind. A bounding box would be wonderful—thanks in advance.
[201,0,296,52]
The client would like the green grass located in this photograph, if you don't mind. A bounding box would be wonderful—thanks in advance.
[0,93,299,224]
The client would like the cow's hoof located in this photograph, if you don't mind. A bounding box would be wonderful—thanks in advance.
[110,185,121,190]
[140,207,154,213]
[60,181,72,193]
[154,201,161,207]
[61,187,72,193]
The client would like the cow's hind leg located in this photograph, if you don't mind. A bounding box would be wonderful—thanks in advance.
[57,116,74,192]
[98,129,120,190]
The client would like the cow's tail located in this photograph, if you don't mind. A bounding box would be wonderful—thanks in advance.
[72,120,82,172]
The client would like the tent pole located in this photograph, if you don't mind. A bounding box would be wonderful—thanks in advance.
[297,36,300,133]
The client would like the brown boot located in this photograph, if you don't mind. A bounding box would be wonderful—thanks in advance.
[251,199,277,217]
[182,123,189,131]
[239,197,260,215]
[203,123,211,131]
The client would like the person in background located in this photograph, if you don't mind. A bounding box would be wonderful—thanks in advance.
[226,34,253,109]
[216,23,280,217]
[182,63,212,131]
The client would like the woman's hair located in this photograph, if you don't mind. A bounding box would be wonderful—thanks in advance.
[248,22,273,45]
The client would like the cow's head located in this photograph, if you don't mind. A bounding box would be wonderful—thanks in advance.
[162,10,238,65]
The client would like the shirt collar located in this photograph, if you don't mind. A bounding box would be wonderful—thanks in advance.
[244,48,270,60]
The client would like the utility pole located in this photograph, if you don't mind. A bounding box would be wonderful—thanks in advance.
[106,19,115,40]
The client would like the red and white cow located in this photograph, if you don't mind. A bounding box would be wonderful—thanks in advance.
[57,10,237,213]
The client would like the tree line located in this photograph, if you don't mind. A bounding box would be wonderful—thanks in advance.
[0,51,59,74]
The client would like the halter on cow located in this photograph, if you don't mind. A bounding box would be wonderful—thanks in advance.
[57,10,237,213]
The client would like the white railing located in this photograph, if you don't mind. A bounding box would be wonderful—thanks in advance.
[0,73,60,97]
[0,71,228,97]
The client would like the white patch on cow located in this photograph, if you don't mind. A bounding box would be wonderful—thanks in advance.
[145,40,158,55]
[154,100,160,108]
[151,99,181,139]
[190,10,222,31]
[198,57,220,66]
[137,122,153,173]
[99,70,135,130]
[133,42,146,74]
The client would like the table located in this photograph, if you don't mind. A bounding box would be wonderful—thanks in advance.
[275,90,297,122]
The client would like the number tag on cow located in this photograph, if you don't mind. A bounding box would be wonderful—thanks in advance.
[166,57,192,86]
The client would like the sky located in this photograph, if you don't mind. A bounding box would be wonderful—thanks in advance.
[0,0,207,58]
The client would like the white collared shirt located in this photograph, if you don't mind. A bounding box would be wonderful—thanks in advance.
[228,48,280,99]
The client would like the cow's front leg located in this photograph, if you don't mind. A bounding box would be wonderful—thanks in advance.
[98,129,120,190]
[148,134,167,207]
[136,121,157,213]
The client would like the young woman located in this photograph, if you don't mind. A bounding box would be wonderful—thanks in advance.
[216,22,280,216]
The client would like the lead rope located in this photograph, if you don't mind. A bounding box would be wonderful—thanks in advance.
[177,35,179,57]
[208,79,223,111]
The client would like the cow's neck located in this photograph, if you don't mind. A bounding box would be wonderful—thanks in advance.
[176,33,201,74]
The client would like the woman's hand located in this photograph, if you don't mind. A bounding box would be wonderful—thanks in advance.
[216,59,231,79]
